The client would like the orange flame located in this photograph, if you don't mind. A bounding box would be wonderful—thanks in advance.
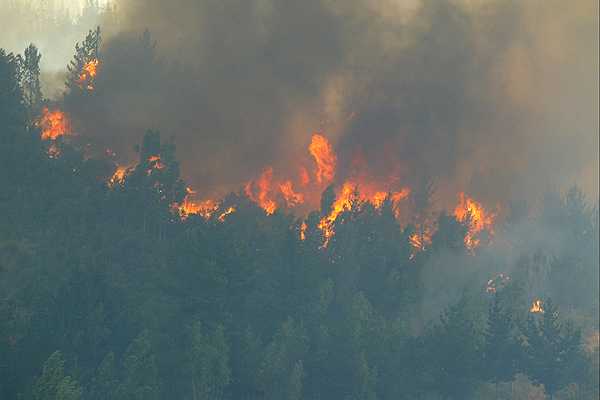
[279,180,304,208]
[178,197,219,220]
[108,166,129,186]
[454,193,496,250]
[78,59,99,90]
[530,299,544,313]
[318,182,357,245]
[317,183,411,247]
[38,107,71,140]
[245,167,277,215]
[309,134,336,184]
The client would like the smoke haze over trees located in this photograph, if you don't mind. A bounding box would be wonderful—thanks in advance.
[2,0,597,203]
[0,0,598,399]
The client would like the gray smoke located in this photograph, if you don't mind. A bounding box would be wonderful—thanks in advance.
[5,0,599,204]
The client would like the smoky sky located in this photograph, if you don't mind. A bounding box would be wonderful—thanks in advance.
[64,0,598,204]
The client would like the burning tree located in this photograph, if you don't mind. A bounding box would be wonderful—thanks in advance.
[66,27,101,93]
[522,299,586,399]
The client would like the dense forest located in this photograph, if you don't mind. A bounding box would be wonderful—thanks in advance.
[1,12,599,400]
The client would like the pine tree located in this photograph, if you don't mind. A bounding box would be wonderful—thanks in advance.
[88,352,118,400]
[523,299,585,399]
[258,318,308,400]
[424,295,483,400]
[481,294,519,399]
[65,27,101,93]
[117,330,160,400]
[32,351,82,400]
[18,44,43,118]
[189,322,231,400]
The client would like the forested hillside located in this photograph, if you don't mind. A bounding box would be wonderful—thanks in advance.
[1,17,599,400]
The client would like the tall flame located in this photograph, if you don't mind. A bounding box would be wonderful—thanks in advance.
[454,193,496,250]
[309,133,336,184]
[245,167,278,215]
[318,181,357,244]
[38,107,71,140]
[279,180,304,208]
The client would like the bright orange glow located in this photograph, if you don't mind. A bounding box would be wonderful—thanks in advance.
[316,182,411,247]
[178,198,219,220]
[108,166,129,186]
[309,134,336,184]
[78,59,99,90]
[530,299,544,313]
[245,167,277,215]
[38,107,71,140]
[279,180,304,208]
[454,193,496,250]
[318,182,356,245]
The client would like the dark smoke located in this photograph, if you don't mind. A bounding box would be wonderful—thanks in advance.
[65,0,597,204]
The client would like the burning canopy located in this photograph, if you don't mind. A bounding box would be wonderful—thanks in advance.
[115,132,497,251]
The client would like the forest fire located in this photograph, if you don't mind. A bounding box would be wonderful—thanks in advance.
[38,107,71,140]
[409,228,433,254]
[454,193,496,250]
[279,180,304,208]
[218,206,236,222]
[245,167,278,215]
[175,187,218,220]
[98,130,498,251]
[530,299,544,314]
[309,133,336,184]
[108,166,129,187]
[147,155,165,173]
[177,198,218,220]
[78,58,99,90]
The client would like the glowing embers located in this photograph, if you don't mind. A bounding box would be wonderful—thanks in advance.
[146,155,166,175]
[454,193,496,251]
[217,206,236,222]
[409,223,433,258]
[38,107,71,141]
[485,273,511,294]
[530,299,544,314]
[78,59,99,91]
